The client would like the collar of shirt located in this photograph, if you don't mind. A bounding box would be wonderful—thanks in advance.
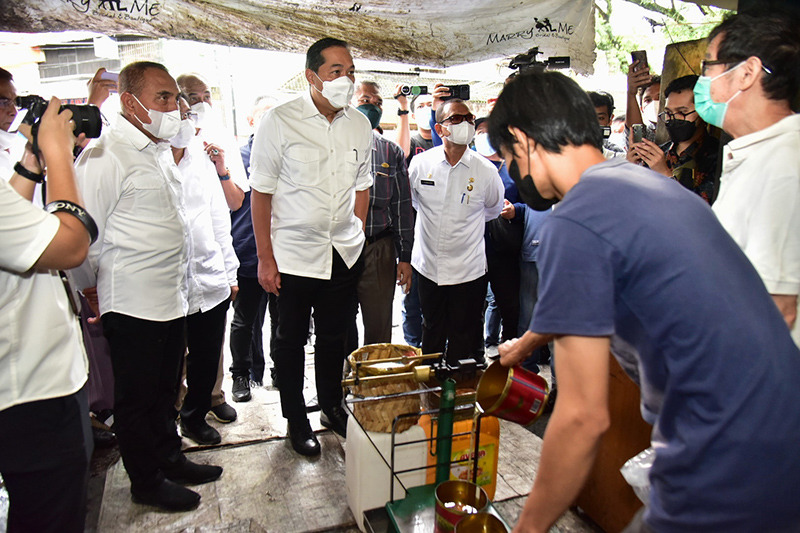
[301,89,353,122]
[433,144,473,170]
[112,114,157,152]
[724,114,800,171]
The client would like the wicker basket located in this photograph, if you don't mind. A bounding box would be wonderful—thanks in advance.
[347,343,422,433]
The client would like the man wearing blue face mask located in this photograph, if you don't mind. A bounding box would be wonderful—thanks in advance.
[346,81,413,352]
[699,12,800,349]
[70,62,222,511]
[250,37,372,455]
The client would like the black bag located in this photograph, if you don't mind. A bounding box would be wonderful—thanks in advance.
[487,215,524,254]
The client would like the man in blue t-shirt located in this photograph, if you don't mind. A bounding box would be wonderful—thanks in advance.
[489,71,800,533]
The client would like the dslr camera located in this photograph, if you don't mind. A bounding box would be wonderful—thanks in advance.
[16,95,103,140]
[509,47,570,73]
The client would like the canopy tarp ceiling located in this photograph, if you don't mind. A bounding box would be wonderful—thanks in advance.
[0,0,597,73]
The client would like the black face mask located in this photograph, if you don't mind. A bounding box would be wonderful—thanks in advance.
[665,119,697,144]
[508,158,557,211]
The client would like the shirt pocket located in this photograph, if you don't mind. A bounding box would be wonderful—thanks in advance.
[129,173,172,220]
[285,147,321,188]
[337,149,360,193]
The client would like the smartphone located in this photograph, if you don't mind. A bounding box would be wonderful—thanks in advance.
[100,71,119,82]
[632,124,645,144]
[442,84,470,101]
[601,126,611,139]
[631,50,648,71]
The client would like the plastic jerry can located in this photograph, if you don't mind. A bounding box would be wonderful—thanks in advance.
[418,413,500,499]
[345,415,428,532]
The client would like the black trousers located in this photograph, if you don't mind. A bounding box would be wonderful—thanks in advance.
[273,248,363,423]
[486,249,521,343]
[229,276,272,382]
[181,298,231,424]
[417,270,488,365]
[0,386,92,533]
[102,313,185,491]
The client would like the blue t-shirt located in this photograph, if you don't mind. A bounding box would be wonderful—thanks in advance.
[532,158,800,532]
[231,137,257,278]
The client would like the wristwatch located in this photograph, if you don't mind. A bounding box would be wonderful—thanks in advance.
[218,168,231,181]
[397,109,409,116]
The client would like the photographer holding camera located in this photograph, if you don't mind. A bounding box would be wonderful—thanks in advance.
[0,97,95,533]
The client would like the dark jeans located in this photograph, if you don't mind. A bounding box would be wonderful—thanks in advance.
[181,298,231,424]
[0,387,92,533]
[402,269,423,347]
[229,276,270,382]
[417,270,487,365]
[519,260,553,378]
[102,313,185,491]
[273,248,363,423]
[486,249,521,343]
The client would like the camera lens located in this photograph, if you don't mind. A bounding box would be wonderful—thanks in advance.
[64,105,102,138]
[400,85,411,96]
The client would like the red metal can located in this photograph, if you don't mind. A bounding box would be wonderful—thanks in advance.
[476,361,550,426]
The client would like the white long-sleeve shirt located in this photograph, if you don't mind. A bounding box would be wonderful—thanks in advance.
[166,135,239,314]
[70,117,190,321]
[409,146,504,285]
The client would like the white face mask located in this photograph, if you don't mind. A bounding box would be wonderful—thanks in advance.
[170,117,196,149]
[313,72,354,110]
[190,101,212,129]
[473,132,496,157]
[131,94,181,140]
[642,100,659,126]
[444,121,475,146]
[0,128,18,151]
[414,106,433,131]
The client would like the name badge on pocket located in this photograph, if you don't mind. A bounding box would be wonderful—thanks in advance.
[421,180,435,186]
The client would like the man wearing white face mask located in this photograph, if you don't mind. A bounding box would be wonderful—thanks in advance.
[70,61,222,512]
[167,97,239,446]
[0,68,23,181]
[408,99,504,365]
[702,11,800,349]
[250,37,372,456]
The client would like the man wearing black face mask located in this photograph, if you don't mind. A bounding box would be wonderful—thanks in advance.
[629,75,719,204]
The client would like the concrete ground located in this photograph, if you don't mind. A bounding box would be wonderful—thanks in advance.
[3,287,603,533]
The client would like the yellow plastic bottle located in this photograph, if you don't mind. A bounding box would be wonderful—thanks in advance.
[417,413,501,499]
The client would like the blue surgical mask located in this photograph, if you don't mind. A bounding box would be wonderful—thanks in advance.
[414,106,433,130]
[693,62,743,129]
[356,103,382,129]
[473,132,496,157]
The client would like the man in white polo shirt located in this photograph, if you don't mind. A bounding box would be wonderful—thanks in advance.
[250,37,372,456]
[409,98,504,365]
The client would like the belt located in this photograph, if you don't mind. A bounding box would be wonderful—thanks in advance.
[365,229,392,245]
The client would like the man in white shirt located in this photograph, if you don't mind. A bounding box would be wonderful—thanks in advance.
[250,37,372,456]
[176,72,246,424]
[70,61,222,512]
[409,98,504,365]
[701,12,800,348]
[168,98,239,445]
[1,98,92,533]
[0,68,19,181]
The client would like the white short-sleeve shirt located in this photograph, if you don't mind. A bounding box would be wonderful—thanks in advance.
[0,179,87,412]
[409,146,504,285]
[713,114,800,348]
[249,91,373,280]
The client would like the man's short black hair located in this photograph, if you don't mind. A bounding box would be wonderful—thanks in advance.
[0,67,12,83]
[119,61,170,96]
[637,75,661,103]
[708,11,800,102]
[664,75,699,99]
[488,71,603,156]
[306,37,349,73]
[588,91,614,116]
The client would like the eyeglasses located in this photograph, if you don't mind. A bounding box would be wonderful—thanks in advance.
[181,111,198,121]
[700,59,729,76]
[0,98,16,110]
[658,109,697,122]
[441,113,475,125]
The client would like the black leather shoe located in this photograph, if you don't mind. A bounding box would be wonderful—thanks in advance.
[320,405,348,438]
[231,375,251,403]
[131,479,200,512]
[180,419,221,445]
[209,402,237,423]
[164,458,223,485]
[288,420,320,456]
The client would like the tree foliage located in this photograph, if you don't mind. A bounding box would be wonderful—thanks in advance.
[595,0,731,73]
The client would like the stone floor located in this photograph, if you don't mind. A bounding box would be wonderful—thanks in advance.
[2,287,603,533]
